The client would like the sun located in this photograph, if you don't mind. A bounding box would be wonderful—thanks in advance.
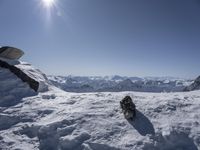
[42,0,55,8]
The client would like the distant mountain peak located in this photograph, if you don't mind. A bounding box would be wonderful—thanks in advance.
[184,76,200,91]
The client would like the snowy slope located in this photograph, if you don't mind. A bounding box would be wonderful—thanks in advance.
[16,61,49,92]
[0,59,50,107]
[184,76,200,91]
[1,88,200,149]
[1,61,200,150]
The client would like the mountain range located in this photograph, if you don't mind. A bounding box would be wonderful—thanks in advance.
[48,75,193,93]
[1,57,200,149]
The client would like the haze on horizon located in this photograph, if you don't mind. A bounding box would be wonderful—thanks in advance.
[0,0,200,78]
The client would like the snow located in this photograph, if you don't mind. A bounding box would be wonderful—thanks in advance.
[0,67,36,107]
[0,59,49,107]
[15,61,49,92]
[185,76,200,91]
[0,61,200,149]
[1,87,200,149]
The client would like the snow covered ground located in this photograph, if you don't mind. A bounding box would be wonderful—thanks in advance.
[1,88,200,149]
[0,60,200,150]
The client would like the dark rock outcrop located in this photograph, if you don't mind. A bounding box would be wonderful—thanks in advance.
[184,76,200,91]
[0,46,24,60]
[0,59,39,92]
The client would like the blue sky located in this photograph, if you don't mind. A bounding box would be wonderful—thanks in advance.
[0,0,200,78]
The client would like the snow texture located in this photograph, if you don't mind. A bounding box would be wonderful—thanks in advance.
[0,61,200,150]
[1,89,200,149]
[0,59,49,107]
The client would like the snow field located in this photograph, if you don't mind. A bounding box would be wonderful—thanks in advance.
[0,59,199,149]
[0,90,200,149]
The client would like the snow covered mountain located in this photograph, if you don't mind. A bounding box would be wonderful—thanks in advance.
[184,76,200,91]
[1,58,200,149]
[48,75,193,93]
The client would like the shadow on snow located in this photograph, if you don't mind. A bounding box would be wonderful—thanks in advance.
[128,110,155,136]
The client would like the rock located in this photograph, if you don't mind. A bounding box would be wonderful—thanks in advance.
[120,96,136,120]
[0,59,39,92]
[184,76,200,91]
[0,46,24,60]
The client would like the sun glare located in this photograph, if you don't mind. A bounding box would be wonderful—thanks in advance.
[42,0,55,8]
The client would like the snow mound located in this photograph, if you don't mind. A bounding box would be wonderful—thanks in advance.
[0,59,49,107]
[15,61,49,92]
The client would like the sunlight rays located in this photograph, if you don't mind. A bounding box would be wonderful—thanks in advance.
[42,0,55,8]
[37,0,69,28]
[39,0,58,22]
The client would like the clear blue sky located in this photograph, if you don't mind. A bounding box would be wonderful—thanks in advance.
[0,0,200,78]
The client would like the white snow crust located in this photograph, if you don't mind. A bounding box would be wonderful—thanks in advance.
[0,88,200,149]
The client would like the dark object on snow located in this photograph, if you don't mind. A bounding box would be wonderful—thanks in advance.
[0,46,24,60]
[0,59,39,92]
[120,96,136,120]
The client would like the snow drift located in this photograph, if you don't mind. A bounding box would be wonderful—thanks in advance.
[0,58,49,107]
